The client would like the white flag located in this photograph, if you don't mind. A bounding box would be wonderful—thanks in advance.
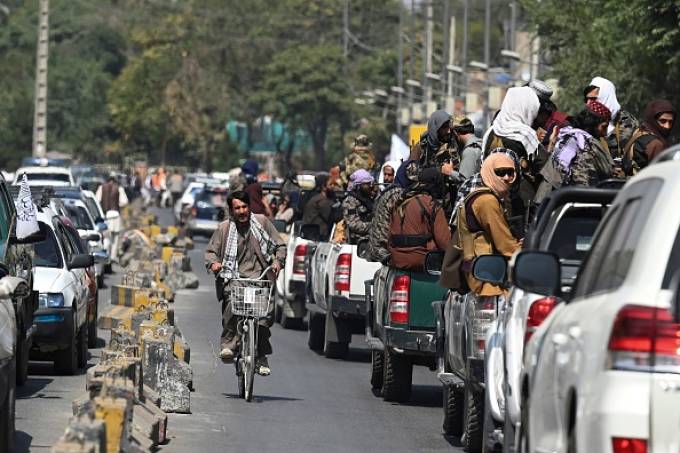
[15,174,39,239]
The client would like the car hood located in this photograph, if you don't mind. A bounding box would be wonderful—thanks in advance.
[32,267,70,293]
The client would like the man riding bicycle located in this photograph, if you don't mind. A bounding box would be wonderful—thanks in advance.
[205,190,286,376]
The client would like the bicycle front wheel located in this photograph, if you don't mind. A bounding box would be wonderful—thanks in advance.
[244,318,256,402]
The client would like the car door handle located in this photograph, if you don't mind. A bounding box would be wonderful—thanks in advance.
[551,333,568,346]
[568,326,581,339]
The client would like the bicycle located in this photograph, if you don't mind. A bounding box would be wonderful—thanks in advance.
[223,266,273,402]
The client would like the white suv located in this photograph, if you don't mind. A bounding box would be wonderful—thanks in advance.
[13,166,75,187]
[511,161,680,452]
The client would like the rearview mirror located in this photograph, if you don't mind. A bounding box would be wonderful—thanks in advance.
[91,250,109,263]
[300,224,321,242]
[512,251,561,297]
[472,255,507,285]
[271,219,287,234]
[68,253,94,269]
[10,227,47,245]
[95,222,108,232]
[424,251,445,276]
[88,233,101,242]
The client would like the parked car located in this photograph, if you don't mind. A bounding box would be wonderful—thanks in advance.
[174,181,205,224]
[365,262,447,403]
[307,225,381,359]
[61,198,108,287]
[13,166,75,187]
[31,208,93,374]
[0,273,30,452]
[186,185,228,238]
[506,162,680,453]
[479,187,618,452]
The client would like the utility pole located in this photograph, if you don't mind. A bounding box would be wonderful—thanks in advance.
[441,0,450,105]
[397,2,404,137]
[483,0,491,129]
[424,1,433,107]
[33,0,49,158]
[462,0,469,109]
[408,0,415,126]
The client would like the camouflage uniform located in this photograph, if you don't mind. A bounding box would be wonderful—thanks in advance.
[605,109,639,159]
[569,137,614,187]
[367,185,403,264]
[342,191,374,245]
[340,135,377,186]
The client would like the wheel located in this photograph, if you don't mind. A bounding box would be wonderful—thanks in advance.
[324,340,349,359]
[236,359,245,399]
[370,350,384,391]
[104,263,113,274]
[0,356,16,453]
[463,385,484,453]
[307,313,325,351]
[243,319,256,402]
[55,319,78,375]
[382,348,413,403]
[15,320,28,386]
[77,325,88,368]
[88,297,98,348]
[443,384,464,437]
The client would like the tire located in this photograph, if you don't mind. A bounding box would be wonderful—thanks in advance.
[97,273,104,289]
[55,320,78,375]
[244,319,256,402]
[77,325,88,369]
[104,263,113,274]
[274,300,282,324]
[463,385,485,453]
[88,297,98,348]
[517,393,529,453]
[370,350,384,391]
[324,340,349,359]
[0,356,16,453]
[280,308,302,330]
[482,391,502,453]
[307,313,325,351]
[236,359,245,399]
[443,384,464,437]
[15,320,28,386]
[382,348,413,403]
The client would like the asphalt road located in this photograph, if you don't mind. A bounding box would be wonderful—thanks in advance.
[15,207,462,452]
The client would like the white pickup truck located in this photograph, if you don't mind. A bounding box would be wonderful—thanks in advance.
[274,222,312,329]
[306,225,381,359]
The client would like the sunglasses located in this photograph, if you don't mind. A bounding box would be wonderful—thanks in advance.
[494,168,516,177]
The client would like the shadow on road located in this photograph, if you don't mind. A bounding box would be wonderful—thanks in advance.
[16,377,53,400]
[397,384,443,408]
[311,347,371,363]
[14,431,33,452]
[222,393,302,403]
[444,434,463,448]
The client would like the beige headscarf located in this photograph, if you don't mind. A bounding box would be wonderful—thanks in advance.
[481,153,516,198]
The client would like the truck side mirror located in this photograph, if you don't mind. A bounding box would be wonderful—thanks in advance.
[300,224,321,242]
[472,255,507,285]
[512,251,561,297]
[424,251,444,276]
[68,253,95,270]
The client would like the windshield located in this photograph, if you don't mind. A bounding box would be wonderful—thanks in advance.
[65,204,94,230]
[197,190,228,207]
[32,225,63,268]
[547,207,604,262]
[25,173,70,183]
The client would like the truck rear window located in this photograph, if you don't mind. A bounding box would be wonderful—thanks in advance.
[547,207,604,261]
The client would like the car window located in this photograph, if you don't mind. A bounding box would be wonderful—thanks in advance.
[55,224,76,263]
[663,227,680,289]
[546,206,604,262]
[573,179,662,298]
[63,225,87,254]
[25,173,71,183]
[32,224,63,268]
[64,204,94,230]
[197,191,227,207]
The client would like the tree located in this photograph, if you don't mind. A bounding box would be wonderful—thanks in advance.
[257,44,352,170]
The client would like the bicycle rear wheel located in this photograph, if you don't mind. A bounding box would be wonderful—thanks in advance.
[244,318,256,402]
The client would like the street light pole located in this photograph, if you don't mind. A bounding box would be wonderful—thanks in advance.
[32,0,49,158]
[483,0,491,129]
[397,1,404,137]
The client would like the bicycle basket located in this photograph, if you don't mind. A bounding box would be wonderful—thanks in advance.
[227,278,273,318]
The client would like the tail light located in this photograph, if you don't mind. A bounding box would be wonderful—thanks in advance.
[293,244,307,275]
[333,253,352,292]
[524,297,558,344]
[389,275,410,325]
[607,304,680,373]
[612,437,647,453]
[471,297,498,358]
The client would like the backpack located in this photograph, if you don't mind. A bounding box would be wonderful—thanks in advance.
[438,187,496,292]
